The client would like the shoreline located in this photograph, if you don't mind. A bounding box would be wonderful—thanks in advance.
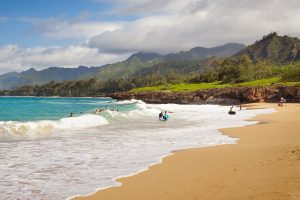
[69,140,239,200]
[73,103,300,200]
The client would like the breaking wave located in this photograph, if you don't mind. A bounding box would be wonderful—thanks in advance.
[0,114,109,138]
[0,100,160,139]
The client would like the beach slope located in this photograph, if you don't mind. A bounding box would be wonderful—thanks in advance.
[74,103,300,200]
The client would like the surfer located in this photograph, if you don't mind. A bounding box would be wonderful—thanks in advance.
[163,111,169,120]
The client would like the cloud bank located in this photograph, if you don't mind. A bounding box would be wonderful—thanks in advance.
[0,45,129,74]
[88,0,300,54]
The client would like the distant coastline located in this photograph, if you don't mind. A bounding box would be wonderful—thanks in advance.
[1,85,300,105]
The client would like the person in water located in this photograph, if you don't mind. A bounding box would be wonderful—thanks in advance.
[159,112,163,120]
[228,106,236,115]
[163,111,169,120]
[69,112,74,117]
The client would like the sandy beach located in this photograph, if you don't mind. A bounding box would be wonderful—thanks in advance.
[74,103,300,200]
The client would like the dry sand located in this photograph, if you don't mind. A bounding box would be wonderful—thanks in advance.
[74,103,300,200]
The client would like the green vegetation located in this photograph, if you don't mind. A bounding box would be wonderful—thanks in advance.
[0,79,100,97]
[132,82,230,92]
[131,78,300,93]
[235,78,280,86]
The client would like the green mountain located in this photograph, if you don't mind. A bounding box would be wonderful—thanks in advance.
[236,32,300,63]
[94,43,245,81]
[92,53,160,82]
[0,66,99,90]
[0,43,245,90]
[0,72,21,90]
[163,43,246,61]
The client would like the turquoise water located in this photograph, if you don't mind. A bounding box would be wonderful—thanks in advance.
[0,97,135,121]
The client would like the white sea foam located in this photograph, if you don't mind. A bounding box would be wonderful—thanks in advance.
[55,114,109,129]
[0,114,109,138]
[0,101,275,200]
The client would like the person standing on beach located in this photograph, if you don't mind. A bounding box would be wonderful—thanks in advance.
[279,97,284,107]
[240,97,243,110]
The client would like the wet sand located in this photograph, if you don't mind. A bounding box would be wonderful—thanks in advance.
[74,103,300,200]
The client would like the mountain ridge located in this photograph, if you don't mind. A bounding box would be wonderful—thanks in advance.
[0,43,245,90]
[163,43,246,61]
[236,32,300,63]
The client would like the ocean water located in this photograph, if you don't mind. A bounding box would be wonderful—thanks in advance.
[0,97,275,200]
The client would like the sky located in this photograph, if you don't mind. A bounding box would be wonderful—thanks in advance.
[0,0,300,74]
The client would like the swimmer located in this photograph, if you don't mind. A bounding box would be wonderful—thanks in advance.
[159,112,163,120]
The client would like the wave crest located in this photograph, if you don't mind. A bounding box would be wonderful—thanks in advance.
[0,114,109,138]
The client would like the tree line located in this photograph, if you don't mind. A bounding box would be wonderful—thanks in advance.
[1,55,299,96]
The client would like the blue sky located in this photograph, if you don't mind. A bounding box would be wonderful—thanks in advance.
[0,0,300,74]
[0,0,122,46]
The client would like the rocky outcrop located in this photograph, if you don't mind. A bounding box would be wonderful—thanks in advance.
[108,86,300,105]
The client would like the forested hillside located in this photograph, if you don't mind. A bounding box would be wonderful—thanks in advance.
[236,32,300,63]
[0,66,99,90]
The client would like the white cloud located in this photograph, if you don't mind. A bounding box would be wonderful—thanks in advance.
[19,0,300,55]
[0,44,129,74]
[93,0,176,15]
[26,15,124,40]
[114,0,174,16]
[88,0,300,54]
